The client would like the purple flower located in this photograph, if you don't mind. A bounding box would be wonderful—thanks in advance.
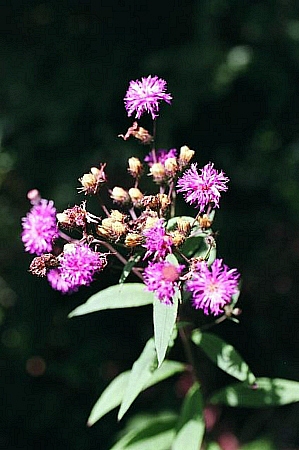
[124,75,172,120]
[186,258,240,316]
[176,162,229,212]
[144,148,177,167]
[143,261,183,304]
[21,199,58,255]
[143,219,173,260]
[47,244,107,294]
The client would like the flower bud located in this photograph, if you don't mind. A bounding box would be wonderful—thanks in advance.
[111,221,127,237]
[157,193,171,211]
[144,216,159,229]
[164,157,178,176]
[199,214,213,229]
[128,187,143,204]
[171,230,186,247]
[124,233,143,247]
[149,162,165,182]
[128,157,143,178]
[110,187,130,204]
[179,145,195,166]
[177,218,191,235]
[110,210,126,222]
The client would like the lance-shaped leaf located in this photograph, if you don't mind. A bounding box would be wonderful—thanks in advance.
[87,359,185,426]
[210,377,299,408]
[118,338,157,420]
[68,283,153,318]
[172,382,205,450]
[153,289,179,367]
[110,412,177,450]
[192,330,256,383]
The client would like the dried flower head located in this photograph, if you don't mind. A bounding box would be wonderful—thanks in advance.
[119,122,153,145]
[56,204,87,228]
[29,253,59,277]
[149,162,166,183]
[124,75,172,120]
[128,187,144,205]
[124,233,143,248]
[110,187,130,204]
[78,164,107,195]
[186,258,240,316]
[21,198,58,255]
[128,157,143,178]
[178,145,195,167]
[177,162,229,212]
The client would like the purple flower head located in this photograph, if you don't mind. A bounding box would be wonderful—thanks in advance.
[143,219,173,260]
[143,260,183,304]
[144,148,177,167]
[186,258,240,316]
[124,75,172,120]
[176,162,229,212]
[47,244,107,294]
[21,199,58,255]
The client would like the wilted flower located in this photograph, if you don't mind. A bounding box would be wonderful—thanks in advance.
[78,165,107,195]
[143,261,183,304]
[177,162,229,212]
[47,244,107,294]
[143,219,173,260]
[21,199,58,255]
[124,75,172,120]
[186,258,240,316]
[110,187,130,204]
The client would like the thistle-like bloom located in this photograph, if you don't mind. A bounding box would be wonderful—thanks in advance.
[186,258,240,316]
[143,261,183,304]
[21,199,58,255]
[143,219,173,260]
[47,244,107,294]
[124,75,172,120]
[176,162,229,212]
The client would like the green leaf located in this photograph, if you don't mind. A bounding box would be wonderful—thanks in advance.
[87,359,186,426]
[68,283,153,318]
[210,377,299,408]
[172,382,205,450]
[192,330,256,383]
[110,412,177,450]
[118,339,156,420]
[87,371,130,426]
[153,289,180,367]
[119,253,142,284]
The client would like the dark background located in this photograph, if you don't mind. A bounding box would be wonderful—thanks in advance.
[2,1,299,449]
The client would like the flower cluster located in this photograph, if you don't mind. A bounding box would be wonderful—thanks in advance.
[21,74,240,315]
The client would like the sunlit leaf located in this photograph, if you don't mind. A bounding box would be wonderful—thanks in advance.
[192,330,256,383]
[172,382,205,450]
[119,253,142,284]
[87,360,186,426]
[68,283,153,318]
[153,289,179,367]
[110,412,177,450]
[210,377,299,408]
[118,338,157,421]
